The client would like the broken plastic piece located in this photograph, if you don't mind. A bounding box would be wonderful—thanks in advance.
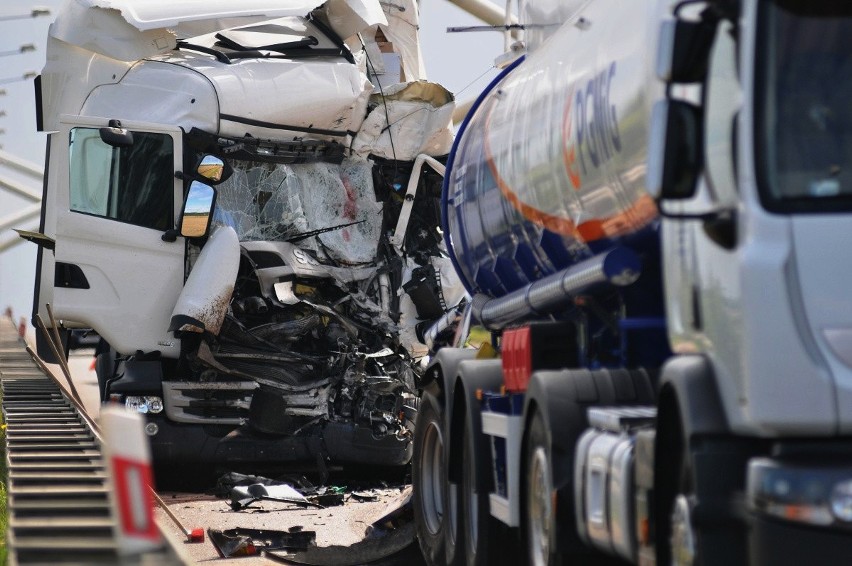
[310,492,345,507]
[208,529,258,557]
[350,490,379,502]
[209,527,317,557]
[230,483,325,510]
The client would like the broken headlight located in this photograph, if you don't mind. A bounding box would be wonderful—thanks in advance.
[124,395,164,414]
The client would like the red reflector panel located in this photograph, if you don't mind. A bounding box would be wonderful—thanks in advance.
[502,326,532,392]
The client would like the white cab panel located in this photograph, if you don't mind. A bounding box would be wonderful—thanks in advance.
[43,116,186,358]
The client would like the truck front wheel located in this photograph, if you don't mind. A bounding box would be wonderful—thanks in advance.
[670,492,697,565]
[412,391,447,566]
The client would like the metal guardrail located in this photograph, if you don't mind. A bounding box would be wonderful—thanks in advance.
[0,317,186,565]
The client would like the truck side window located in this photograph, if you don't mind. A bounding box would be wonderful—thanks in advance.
[69,127,173,231]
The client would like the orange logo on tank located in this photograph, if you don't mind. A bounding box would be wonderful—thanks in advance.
[562,88,582,191]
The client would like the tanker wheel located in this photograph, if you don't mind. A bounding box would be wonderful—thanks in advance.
[524,410,560,566]
[445,466,464,565]
[412,391,447,566]
[461,406,518,565]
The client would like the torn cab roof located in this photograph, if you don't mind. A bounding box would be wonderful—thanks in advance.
[80,0,330,31]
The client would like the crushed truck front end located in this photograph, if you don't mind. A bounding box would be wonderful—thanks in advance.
[34,0,464,468]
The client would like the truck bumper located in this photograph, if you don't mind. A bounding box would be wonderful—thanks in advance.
[747,456,852,564]
[750,515,852,565]
[144,414,412,468]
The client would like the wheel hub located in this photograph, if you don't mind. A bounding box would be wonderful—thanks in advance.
[528,446,552,566]
[670,494,696,566]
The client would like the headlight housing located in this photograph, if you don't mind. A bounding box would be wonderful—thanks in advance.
[748,458,852,528]
[124,395,164,414]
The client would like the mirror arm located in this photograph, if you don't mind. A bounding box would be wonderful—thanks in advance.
[656,202,738,248]
[161,228,180,242]
[702,208,737,249]
[656,200,719,221]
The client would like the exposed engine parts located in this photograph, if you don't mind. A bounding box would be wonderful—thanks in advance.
[168,141,463,461]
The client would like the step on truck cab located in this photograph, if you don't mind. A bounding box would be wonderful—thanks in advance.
[31,0,466,470]
[411,0,852,564]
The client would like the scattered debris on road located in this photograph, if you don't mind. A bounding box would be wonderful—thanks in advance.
[209,527,317,557]
[230,483,324,511]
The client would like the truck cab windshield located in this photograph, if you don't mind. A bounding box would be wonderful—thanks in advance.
[213,158,382,265]
[757,0,852,212]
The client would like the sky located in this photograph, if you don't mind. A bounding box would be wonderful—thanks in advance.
[0,0,503,326]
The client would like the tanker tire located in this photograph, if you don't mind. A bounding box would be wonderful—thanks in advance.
[445,476,464,566]
[524,409,560,566]
[462,407,519,566]
[412,391,447,566]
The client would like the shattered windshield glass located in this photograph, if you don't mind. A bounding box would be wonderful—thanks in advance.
[214,158,383,264]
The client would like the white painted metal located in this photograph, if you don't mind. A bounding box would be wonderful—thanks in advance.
[75,0,332,31]
[169,226,240,336]
[80,61,219,134]
[352,82,455,160]
[39,116,185,358]
[663,6,842,436]
[481,411,523,526]
[44,16,372,142]
[391,154,446,252]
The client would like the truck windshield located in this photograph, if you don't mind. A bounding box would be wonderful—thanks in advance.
[756,0,852,213]
[213,158,382,264]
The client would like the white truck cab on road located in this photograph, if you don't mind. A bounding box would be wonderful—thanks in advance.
[32,0,462,470]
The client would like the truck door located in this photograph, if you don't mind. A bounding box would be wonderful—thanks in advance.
[34,116,185,358]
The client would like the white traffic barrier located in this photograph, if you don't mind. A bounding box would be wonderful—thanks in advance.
[101,405,162,554]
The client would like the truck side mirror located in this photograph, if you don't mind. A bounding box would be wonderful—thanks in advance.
[180,181,216,238]
[195,154,232,185]
[656,16,718,84]
[647,100,703,200]
[99,119,134,148]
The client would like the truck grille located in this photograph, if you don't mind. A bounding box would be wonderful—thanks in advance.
[162,381,257,425]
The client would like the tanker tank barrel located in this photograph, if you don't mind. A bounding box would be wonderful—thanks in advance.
[472,247,641,331]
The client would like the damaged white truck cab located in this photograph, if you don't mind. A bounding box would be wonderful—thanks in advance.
[32,0,462,468]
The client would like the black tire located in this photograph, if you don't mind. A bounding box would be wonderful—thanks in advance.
[524,409,560,566]
[668,442,747,566]
[412,391,448,566]
[461,405,520,566]
[445,469,464,566]
[523,409,624,566]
